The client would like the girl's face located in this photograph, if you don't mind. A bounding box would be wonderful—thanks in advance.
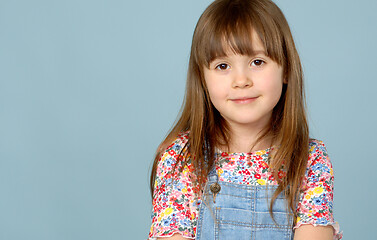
[203,30,284,132]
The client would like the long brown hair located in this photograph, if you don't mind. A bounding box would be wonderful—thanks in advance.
[150,0,308,221]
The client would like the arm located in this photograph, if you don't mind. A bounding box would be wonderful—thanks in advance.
[149,134,197,240]
[294,225,334,240]
[294,140,342,239]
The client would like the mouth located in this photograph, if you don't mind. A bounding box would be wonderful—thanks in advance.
[230,97,258,104]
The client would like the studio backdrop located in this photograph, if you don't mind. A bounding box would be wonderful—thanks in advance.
[0,0,376,239]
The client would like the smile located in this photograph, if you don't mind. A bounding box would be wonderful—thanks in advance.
[230,97,258,104]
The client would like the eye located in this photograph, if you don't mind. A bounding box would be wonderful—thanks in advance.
[215,63,230,70]
[251,59,265,67]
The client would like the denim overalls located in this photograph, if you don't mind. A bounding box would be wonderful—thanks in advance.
[196,168,294,239]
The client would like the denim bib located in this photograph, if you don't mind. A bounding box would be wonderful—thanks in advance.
[196,168,294,240]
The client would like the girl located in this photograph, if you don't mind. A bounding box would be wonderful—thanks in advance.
[149,0,342,239]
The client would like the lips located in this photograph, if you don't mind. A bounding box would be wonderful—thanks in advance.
[230,97,258,104]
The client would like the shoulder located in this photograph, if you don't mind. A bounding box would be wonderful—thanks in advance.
[302,139,334,189]
[308,139,328,158]
[307,139,332,172]
[155,132,191,179]
[158,131,189,165]
[166,131,190,154]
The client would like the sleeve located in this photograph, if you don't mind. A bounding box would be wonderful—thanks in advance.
[148,135,198,240]
[294,140,343,240]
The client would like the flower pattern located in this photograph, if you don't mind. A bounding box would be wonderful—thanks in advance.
[149,132,342,239]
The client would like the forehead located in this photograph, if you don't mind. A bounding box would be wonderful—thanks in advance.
[202,21,272,66]
[219,28,266,58]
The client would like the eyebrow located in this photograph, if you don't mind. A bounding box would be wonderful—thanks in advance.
[213,50,268,61]
[250,50,267,56]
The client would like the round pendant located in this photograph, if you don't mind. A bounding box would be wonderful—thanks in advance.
[210,182,221,194]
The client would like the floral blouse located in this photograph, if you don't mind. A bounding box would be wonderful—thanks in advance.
[149,132,342,239]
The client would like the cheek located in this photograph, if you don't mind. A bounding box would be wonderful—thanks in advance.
[265,68,283,87]
[207,83,225,105]
[261,71,284,100]
[205,74,227,102]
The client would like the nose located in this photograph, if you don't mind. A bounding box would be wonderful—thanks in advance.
[232,69,252,88]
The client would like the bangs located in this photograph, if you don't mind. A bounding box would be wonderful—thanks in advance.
[195,0,287,68]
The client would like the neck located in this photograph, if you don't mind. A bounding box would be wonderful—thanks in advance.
[224,122,272,153]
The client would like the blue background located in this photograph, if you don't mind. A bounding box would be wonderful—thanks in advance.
[1,0,376,239]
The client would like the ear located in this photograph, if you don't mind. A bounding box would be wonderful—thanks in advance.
[283,77,288,84]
